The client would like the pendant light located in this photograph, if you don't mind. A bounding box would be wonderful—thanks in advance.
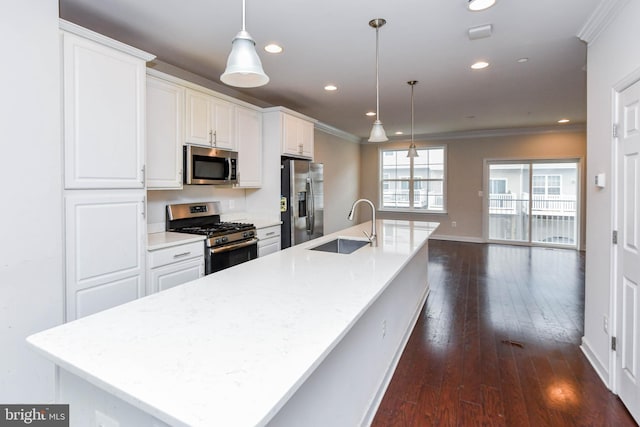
[368,18,388,142]
[406,81,419,158]
[221,0,269,88]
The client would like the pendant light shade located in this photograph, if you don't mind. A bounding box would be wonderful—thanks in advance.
[406,81,419,158]
[221,0,269,88]
[368,18,388,142]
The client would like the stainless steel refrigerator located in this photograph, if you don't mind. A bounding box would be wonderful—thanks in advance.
[281,159,324,248]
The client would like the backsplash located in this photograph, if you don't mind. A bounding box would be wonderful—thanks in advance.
[147,186,247,232]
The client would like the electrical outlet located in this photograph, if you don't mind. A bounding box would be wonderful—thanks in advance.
[95,410,119,427]
[451,221,457,228]
[228,199,235,210]
[603,315,608,333]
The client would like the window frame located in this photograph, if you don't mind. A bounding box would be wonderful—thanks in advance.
[378,146,447,213]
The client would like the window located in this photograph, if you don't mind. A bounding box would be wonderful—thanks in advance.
[533,174,561,196]
[489,178,507,194]
[380,147,445,212]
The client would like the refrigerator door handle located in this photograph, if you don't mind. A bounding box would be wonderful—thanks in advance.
[307,177,314,235]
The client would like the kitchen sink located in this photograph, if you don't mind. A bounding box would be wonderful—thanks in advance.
[309,238,370,254]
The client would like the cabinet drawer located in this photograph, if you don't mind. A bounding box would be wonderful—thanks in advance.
[257,225,281,240]
[148,241,204,269]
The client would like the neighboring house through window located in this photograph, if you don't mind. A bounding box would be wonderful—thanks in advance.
[380,147,446,212]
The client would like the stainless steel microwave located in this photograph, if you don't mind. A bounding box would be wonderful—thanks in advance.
[183,145,238,185]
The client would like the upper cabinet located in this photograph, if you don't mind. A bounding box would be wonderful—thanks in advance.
[235,106,263,188]
[283,113,314,159]
[146,74,185,189]
[263,108,315,160]
[185,88,235,150]
[61,24,154,189]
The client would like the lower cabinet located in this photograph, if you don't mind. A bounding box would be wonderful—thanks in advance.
[147,241,205,294]
[64,191,146,321]
[257,225,281,257]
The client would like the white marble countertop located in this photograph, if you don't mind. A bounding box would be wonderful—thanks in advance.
[28,219,438,427]
[147,231,206,251]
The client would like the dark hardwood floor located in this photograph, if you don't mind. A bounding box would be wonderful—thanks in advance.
[372,240,636,427]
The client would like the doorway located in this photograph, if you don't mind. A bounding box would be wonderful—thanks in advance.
[486,160,580,248]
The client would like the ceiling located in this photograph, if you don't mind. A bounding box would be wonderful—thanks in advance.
[58,0,601,141]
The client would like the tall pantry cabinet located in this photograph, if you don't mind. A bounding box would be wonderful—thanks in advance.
[60,21,155,321]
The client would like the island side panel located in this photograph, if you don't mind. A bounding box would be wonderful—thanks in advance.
[57,368,178,427]
[265,241,429,427]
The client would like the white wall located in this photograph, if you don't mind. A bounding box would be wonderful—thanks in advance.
[0,2,63,401]
[583,0,640,385]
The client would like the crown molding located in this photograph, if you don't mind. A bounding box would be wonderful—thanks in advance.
[59,19,155,62]
[382,123,586,142]
[314,122,362,144]
[577,0,630,44]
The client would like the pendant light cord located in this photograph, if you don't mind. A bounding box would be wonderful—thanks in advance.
[242,0,246,31]
[375,26,380,121]
[411,84,414,144]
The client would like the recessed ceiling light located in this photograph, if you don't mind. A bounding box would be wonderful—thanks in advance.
[395,131,404,135]
[471,61,489,70]
[264,44,283,54]
[558,118,570,123]
[468,0,496,11]
[324,84,337,91]
[517,57,529,63]
[366,111,376,117]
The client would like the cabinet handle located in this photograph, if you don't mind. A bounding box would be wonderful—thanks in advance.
[209,130,213,145]
[141,165,146,184]
[213,130,217,146]
[265,232,275,236]
[173,252,191,258]
[298,143,303,154]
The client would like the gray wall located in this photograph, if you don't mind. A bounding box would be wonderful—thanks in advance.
[314,130,361,234]
[359,130,586,244]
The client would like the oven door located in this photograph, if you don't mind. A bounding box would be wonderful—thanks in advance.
[206,238,258,274]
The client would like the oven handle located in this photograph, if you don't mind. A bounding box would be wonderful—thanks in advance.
[209,238,258,254]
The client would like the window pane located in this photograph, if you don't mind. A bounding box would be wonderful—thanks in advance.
[382,180,411,208]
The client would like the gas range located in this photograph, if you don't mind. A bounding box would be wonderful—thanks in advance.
[166,202,258,274]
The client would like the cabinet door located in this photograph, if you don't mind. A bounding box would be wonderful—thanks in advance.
[63,32,146,189]
[282,113,314,159]
[185,88,213,146]
[211,98,236,150]
[300,119,314,158]
[65,191,146,320]
[149,257,205,294]
[146,76,184,189]
[282,113,303,156]
[235,106,262,187]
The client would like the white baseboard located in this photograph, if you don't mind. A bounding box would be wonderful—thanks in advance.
[580,336,611,390]
[429,234,485,244]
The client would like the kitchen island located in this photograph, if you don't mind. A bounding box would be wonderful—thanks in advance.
[27,219,438,427]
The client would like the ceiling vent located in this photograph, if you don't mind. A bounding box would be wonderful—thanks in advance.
[468,24,493,40]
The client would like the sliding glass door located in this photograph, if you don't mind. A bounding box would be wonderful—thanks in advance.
[487,160,579,248]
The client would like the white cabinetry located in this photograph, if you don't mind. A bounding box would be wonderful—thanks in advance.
[257,225,281,257]
[263,108,315,160]
[185,88,235,150]
[147,241,204,294]
[65,191,146,320]
[146,74,184,189]
[62,29,151,189]
[283,113,314,159]
[60,21,154,321]
[235,106,262,188]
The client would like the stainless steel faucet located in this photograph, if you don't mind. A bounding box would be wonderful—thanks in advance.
[347,198,377,246]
